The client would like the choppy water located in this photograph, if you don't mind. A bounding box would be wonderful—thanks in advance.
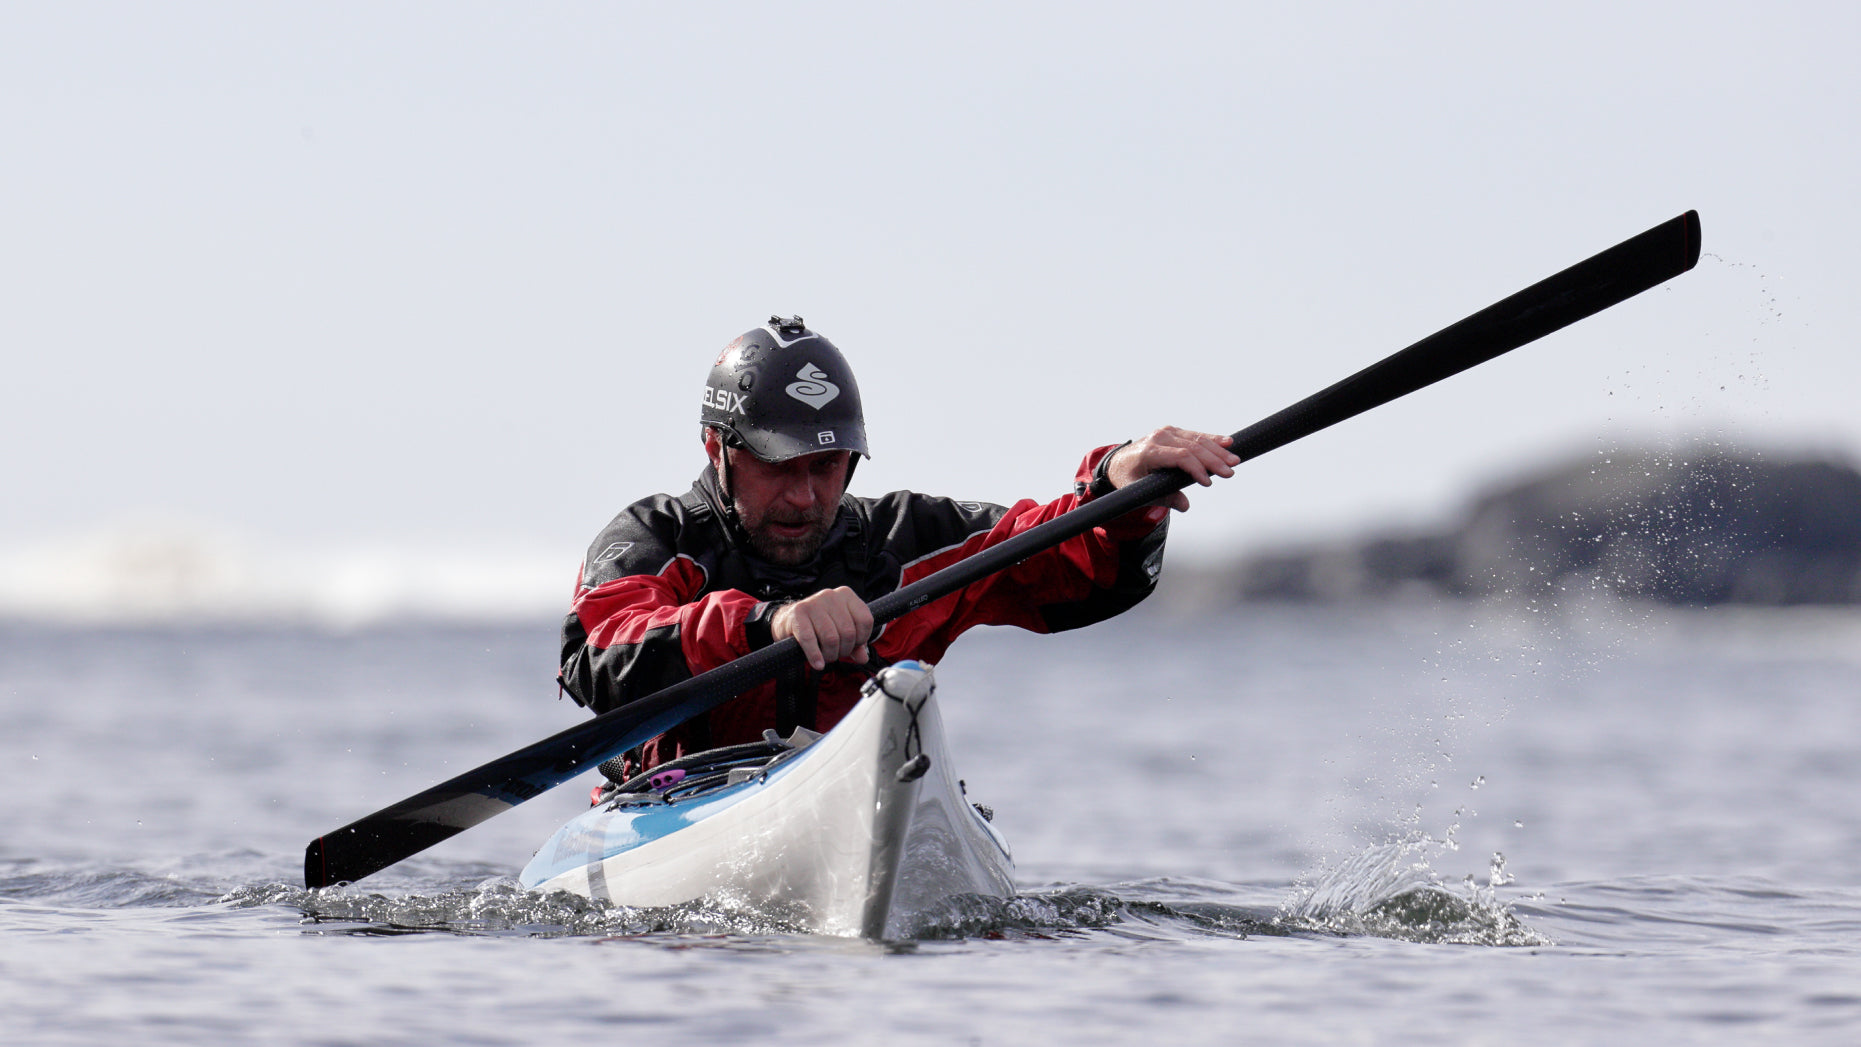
[4,600,1859,1044]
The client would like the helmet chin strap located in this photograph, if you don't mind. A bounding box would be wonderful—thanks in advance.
[711,430,745,536]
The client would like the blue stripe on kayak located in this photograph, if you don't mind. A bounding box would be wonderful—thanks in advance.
[518,747,813,888]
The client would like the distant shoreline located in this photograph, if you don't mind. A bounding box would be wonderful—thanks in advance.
[1201,447,1861,608]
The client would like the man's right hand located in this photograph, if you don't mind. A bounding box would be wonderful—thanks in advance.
[771,586,874,671]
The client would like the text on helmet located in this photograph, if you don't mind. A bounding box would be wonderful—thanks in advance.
[702,386,747,415]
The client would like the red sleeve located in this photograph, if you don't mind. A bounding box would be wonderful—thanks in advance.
[563,553,770,715]
[573,555,761,671]
[878,445,1168,657]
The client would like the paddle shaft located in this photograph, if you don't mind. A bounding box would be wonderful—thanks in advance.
[305,210,1701,889]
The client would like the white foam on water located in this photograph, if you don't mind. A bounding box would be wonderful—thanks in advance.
[1284,838,1549,947]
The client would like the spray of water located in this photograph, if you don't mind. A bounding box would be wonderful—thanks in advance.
[1282,841,1548,947]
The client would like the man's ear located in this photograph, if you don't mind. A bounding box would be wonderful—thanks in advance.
[702,428,726,472]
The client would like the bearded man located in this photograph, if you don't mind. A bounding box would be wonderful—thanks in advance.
[557,316,1236,777]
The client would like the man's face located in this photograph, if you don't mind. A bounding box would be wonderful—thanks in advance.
[705,432,851,565]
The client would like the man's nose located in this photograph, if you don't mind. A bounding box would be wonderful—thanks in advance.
[779,475,816,507]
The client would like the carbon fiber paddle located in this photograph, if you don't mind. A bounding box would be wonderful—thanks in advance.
[305,210,1701,888]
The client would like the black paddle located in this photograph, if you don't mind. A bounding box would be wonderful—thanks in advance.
[305,210,1701,889]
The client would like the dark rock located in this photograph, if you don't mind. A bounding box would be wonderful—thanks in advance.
[1226,449,1861,606]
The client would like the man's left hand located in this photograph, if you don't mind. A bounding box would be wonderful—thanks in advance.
[1106,426,1240,512]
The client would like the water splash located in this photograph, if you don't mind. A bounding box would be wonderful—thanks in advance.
[901,886,1137,940]
[10,853,1540,948]
[224,878,820,938]
[214,875,1302,945]
[1282,840,1548,947]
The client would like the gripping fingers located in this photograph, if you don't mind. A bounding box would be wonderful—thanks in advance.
[826,587,874,664]
[788,613,826,671]
[842,592,874,664]
[776,587,875,670]
[1150,429,1237,487]
[1177,432,1238,486]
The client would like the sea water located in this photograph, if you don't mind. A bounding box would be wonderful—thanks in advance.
[3,599,1859,1044]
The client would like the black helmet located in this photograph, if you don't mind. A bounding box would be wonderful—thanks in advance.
[701,316,869,462]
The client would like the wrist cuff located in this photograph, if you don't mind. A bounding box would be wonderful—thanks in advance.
[1085,441,1132,501]
[746,601,781,650]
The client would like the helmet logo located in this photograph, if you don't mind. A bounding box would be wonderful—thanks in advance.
[784,363,840,410]
[702,386,747,415]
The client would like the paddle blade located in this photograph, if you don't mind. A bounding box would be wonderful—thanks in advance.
[305,640,804,887]
[304,734,581,889]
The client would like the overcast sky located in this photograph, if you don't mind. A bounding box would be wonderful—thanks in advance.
[3,3,1855,619]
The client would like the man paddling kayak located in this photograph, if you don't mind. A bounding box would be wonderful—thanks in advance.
[309,217,1699,891]
[557,316,1238,777]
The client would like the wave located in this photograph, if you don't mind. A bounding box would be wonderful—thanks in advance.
[256,880,1536,948]
[4,844,1547,948]
[251,876,1539,948]
[1284,839,1551,947]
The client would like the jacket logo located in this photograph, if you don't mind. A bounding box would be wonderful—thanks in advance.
[592,541,634,564]
[702,386,746,414]
[784,363,840,410]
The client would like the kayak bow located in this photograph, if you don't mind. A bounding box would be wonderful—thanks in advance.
[520,661,1013,938]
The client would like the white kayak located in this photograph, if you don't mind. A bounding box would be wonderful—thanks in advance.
[519,661,1014,938]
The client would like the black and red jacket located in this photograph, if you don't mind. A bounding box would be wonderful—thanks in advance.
[557,444,1168,773]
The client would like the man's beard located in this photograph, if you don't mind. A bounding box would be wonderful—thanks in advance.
[736,499,835,565]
